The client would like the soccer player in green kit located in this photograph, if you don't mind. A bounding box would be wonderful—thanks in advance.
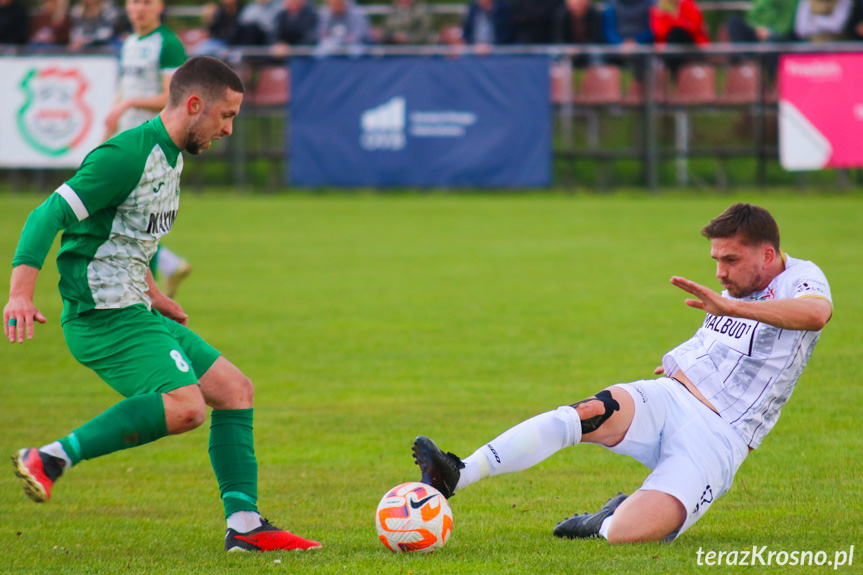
[5,56,321,553]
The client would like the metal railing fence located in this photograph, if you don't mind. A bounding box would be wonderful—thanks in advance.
[1,42,861,190]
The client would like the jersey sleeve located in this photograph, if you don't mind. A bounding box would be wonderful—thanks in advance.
[159,29,187,72]
[63,141,144,216]
[783,261,832,303]
[12,193,78,270]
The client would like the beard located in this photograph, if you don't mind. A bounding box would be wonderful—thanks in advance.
[184,118,209,155]
[725,272,763,298]
[185,128,206,155]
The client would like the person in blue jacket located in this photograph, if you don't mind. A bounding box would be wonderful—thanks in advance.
[462,0,515,45]
[602,0,655,45]
[602,0,654,80]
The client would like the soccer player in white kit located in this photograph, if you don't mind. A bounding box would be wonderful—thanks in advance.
[413,203,833,543]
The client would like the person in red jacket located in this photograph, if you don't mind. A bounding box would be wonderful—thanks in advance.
[650,0,709,76]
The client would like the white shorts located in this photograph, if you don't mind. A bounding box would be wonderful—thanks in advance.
[606,378,749,539]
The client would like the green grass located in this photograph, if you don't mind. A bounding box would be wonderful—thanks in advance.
[1,192,861,574]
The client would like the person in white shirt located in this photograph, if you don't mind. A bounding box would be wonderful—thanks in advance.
[412,203,833,544]
[794,0,854,41]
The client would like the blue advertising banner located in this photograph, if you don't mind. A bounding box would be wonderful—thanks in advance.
[290,57,551,188]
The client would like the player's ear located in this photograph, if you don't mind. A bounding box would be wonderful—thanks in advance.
[186,95,203,116]
[762,244,776,265]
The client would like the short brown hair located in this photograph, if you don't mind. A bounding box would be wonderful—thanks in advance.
[168,56,245,108]
[701,203,780,251]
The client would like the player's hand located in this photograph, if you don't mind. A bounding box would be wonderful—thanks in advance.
[270,42,291,58]
[152,295,189,326]
[3,296,47,343]
[654,365,665,375]
[670,276,735,316]
[104,101,128,136]
[475,43,492,57]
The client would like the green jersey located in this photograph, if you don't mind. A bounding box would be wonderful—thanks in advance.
[118,24,186,133]
[13,116,184,323]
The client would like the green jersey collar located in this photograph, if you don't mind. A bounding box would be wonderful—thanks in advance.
[136,24,164,40]
[152,115,182,168]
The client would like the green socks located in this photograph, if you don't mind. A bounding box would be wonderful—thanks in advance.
[54,399,258,519]
[59,392,168,465]
[209,409,259,518]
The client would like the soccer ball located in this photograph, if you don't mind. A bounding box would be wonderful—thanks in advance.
[375,482,453,553]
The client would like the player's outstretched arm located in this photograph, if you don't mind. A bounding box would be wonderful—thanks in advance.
[670,276,832,331]
[4,265,47,343]
[146,268,188,326]
[7,190,88,343]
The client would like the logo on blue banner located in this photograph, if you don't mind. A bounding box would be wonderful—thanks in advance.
[361,97,405,151]
[290,57,551,187]
[360,96,482,152]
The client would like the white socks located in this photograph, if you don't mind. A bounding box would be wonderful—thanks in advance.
[40,441,73,470]
[455,406,581,492]
[227,511,263,533]
[156,246,183,277]
[598,516,614,539]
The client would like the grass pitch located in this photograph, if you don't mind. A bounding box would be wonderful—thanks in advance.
[1,192,860,574]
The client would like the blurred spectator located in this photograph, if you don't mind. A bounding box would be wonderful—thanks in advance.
[795,0,854,40]
[602,0,655,45]
[725,0,797,43]
[603,0,653,82]
[0,0,30,45]
[235,0,280,45]
[650,0,708,76]
[553,0,604,44]
[69,0,119,48]
[553,0,604,67]
[316,0,370,51]
[202,0,244,46]
[512,0,562,44]
[272,0,317,45]
[462,0,515,45]
[30,0,71,45]
[380,0,434,45]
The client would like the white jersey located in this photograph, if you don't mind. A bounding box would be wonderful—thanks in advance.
[662,254,831,449]
[117,25,186,133]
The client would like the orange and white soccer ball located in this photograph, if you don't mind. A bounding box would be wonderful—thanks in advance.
[375,482,454,553]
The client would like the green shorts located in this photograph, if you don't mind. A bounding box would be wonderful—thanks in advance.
[63,304,221,398]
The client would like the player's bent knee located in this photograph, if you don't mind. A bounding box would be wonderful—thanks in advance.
[199,358,255,409]
[237,375,254,403]
[605,490,686,544]
[223,374,254,407]
[164,385,208,434]
[606,527,673,544]
[606,516,684,544]
[177,403,207,432]
[169,401,207,434]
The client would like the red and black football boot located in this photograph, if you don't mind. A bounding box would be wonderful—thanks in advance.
[225,518,322,552]
[12,448,66,503]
